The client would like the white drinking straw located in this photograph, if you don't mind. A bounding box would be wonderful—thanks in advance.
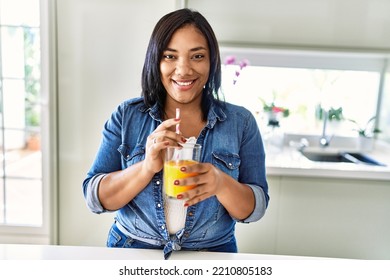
[175,108,180,134]
[175,108,181,160]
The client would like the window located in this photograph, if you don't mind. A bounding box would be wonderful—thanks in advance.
[380,69,390,142]
[0,0,50,240]
[221,47,388,139]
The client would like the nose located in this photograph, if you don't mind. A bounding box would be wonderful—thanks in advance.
[175,58,192,76]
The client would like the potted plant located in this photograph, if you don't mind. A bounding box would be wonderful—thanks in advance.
[348,116,381,151]
[348,116,381,137]
[316,105,344,121]
[259,93,290,127]
[25,104,41,151]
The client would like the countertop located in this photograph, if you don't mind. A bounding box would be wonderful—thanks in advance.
[265,138,390,181]
[0,244,360,280]
[0,244,321,260]
[1,244,387,280]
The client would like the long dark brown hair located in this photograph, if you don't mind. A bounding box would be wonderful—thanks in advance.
[141,8,222,120]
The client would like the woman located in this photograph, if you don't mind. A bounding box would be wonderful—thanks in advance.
[82,8,269,259]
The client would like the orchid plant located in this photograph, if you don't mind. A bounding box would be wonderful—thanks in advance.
[224,55,249,85]
[348,116,381,138]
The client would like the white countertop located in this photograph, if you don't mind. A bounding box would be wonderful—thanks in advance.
[265,140,390,181]
[0,244,322,260]
[2,244,387,280]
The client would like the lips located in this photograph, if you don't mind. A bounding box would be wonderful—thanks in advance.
[174,80,195,86]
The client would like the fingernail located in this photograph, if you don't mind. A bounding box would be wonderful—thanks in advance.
[174,118,180,121]
[184,203,189,207]
[174,180,180,185]
[177,194,183,199]
[181,137,187,143]
[180,167,186,172]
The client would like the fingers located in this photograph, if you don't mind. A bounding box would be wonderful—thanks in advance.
[144,118,185,173]
[148,118,186,147]
[174,163,220,207]
[148,132,185,148]
[154,118,181,133]
[183,188,210,207]
[179,184,212,207]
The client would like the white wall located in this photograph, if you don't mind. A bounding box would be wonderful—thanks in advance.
[188,0,390,51]
[56,0,390,250]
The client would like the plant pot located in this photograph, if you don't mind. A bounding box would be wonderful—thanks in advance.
[358,136,374,152]
[27,135,41,151]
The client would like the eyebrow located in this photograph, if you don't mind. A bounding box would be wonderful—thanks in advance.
[164,46,208,52]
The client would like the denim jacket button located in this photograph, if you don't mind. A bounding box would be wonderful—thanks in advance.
[161,225,165,230]
[156,180,161,185]
[188,212,193,216]
[157,203,161,208]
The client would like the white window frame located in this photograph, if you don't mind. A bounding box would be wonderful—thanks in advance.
[0,0,57,245]
[220,46,389,72]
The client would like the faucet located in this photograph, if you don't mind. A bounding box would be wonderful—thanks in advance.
[319,111,332,147]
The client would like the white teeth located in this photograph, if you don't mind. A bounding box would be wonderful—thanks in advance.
[175,81,193,86]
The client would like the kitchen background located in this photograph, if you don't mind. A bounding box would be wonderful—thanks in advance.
[0,0,389,259]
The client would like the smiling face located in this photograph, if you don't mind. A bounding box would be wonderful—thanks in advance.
[160,24,210,107]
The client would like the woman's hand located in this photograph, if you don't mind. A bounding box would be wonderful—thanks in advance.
[175,162,224,205]
[99,118,185,211]
[175,162,255,220]
[143,118,186,174]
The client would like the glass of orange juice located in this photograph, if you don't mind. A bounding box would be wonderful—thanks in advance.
[163,144,202,198]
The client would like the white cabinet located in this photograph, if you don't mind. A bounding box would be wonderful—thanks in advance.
[236,176,281,254]
[236,175,390,259]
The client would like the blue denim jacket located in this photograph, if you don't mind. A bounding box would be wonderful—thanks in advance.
[82,97,269,258]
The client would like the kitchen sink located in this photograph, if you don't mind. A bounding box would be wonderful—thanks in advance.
[301,150,386,166]
[302,151,352,163]
[344,152,387,166]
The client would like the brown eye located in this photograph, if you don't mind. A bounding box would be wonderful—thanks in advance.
[163,54,175,60]
[193,54,205,60]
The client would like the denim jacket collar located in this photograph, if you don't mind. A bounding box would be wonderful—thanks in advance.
[206,100,227,129]
[143,96,228,129]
